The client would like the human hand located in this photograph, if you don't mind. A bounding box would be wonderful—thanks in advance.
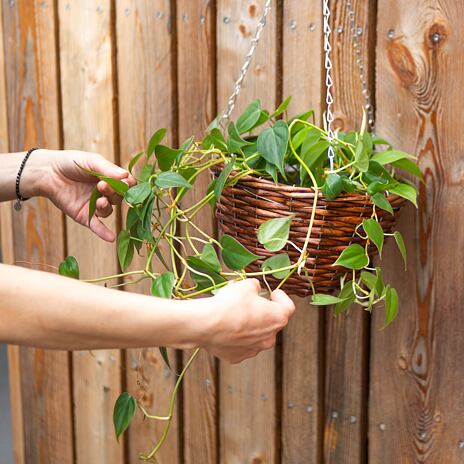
[202,279,295,363]
[32,149,135,242]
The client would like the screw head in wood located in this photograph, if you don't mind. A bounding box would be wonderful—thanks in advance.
[379,423,387,431]
[223,16,231,24]
[458,440,464,449]
[289,20,297,30]
[431,32,441,43]
[387,29,395,39]
[309,23,316,32]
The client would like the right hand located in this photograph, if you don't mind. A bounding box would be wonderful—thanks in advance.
[203,279,295,363]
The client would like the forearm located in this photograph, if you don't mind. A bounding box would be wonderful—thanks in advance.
[0,151,48,201]
[0,263,211,350]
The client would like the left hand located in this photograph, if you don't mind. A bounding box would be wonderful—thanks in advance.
[31,149,136,242]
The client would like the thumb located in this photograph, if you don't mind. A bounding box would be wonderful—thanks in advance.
[271,289,295,315]
[89,215,116,242]
[89,155,129,180]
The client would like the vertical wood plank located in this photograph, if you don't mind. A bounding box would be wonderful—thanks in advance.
[0,2,25,463]
[115,1,180,462]
[281,3,323,463]
[370,1,464,462]
[1,1,74,462]
[217,1,277,462]
[176,1,218,463]
[323,1,375,463]
[58,1,123,462]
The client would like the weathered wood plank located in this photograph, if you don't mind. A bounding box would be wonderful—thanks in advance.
[281,2,323,463]
[1,1,74,462]
[217,1,278,462]
[176,1,218,463]
[58,1,122,462]
[115,1,180,462]
[323,1,375,463]
[369,1,464,462]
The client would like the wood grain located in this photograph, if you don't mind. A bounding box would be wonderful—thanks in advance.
[58,1,122,462]
[176,1,218,463]
[217,1,277,462]
[115,1,180,462]
[1,1,74,462]
[369,1,464,462]
[322,2,375,463]
[281,2,323,463]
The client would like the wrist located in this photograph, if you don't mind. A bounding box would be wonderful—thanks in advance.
[20,149,57,198]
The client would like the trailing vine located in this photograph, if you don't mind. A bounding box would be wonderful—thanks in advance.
[58,96,421,462]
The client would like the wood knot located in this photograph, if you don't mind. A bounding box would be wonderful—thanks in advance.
[249,4,257,17]
[427,23,448,49]
[251,457,263,464]
[239,24,252,38]
[397,356,408,371]
[387,40,417,86]
[332,115,347,131]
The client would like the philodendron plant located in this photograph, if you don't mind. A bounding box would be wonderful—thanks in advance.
[59,96,421,461]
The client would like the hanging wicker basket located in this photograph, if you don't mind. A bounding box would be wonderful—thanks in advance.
[214,172,407,297]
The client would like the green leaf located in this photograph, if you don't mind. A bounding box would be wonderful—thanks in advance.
[124,183,152,206]
[394,231,407,270]
[333,244,369,270]
[392,158,423,180]
[311,294,349,306]
[126,207,139,229]
[117,230,134,271]
[75,164,129,196]
[371,149,415,165]
[300,140,329,182]
[140,194,155,231]
[322,173,343,200]
[256,120,289,176]
[179,135,194,152]
[257,215,294,252]
[220,235,261,271]
[88,187,102,225]
[271,96,292,118]
[147,128,167,157]
[227,122,253,152]
[334,284,356,314]
[262,253,291,279]
[128,152,144,174]
[371,192,394,215]
[363,219,384,256]
[389,182,418,207]
[155,145,181,171]
[214,157,235,200]
[155,172,192,189]
[361,271,377,290]
[159,347,170,369]
[250,110,270,130]
[236,99,262,133]
[355,140,369,172]
[113,392,137,442]
[264,162,278,183]
[201,243,221,273]
[59,256,80,279]
[151,272,175,299]
[187,256,226,291]
[375,267,385,296]
[384,286,399,327]
[139,164,154,182]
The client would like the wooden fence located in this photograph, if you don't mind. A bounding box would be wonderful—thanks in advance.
[0,0,462,463]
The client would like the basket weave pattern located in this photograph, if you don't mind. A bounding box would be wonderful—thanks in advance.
[215,174,406,297]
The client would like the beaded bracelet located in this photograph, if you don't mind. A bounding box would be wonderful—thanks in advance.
[14,147,39,211]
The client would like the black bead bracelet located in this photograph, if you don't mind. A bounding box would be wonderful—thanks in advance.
[14,147,39,211]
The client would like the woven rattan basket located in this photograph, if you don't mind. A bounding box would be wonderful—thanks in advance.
[215,172,406,297]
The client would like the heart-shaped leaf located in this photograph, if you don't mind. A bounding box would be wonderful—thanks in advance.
[214,157,235,200]
[371,192,393,214]
[117,230,134,271]
[124,183,152,206]
[76,164,129,196]
[220,235,261,271]
[113,392,137,441]
[394,231,407,270]
[334,284,356,314]
[311,294,349,306]
[236,99,262,133]
[323,173,343,200]
[155,172,192,189]
[333,243,369,270]
[271,96,292,118]
[383,286,399,328]
[155,145,182,171]
[88,187,102,224]
[258,215,294,252]
[355,140,369,172]
[59,256,80,279]
[389,182,417,207]
[147,128,167,157]
[201,243,221,273]
[151,272,175,299]
[363,219,384,256]
[256,120,289,175]
[262,253,291,279]
[371,150,415,165]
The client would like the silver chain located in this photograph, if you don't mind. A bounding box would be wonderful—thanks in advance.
[323,0,336,171]
[220,0,273,128]
[346,0,375,132]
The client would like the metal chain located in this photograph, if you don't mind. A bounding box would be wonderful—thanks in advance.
[220,0,273,127]
[346,0,375,132]
[323,0,336,171]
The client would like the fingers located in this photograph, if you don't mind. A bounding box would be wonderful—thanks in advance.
[95,196,113,218]
[89,216,115,243]
[89,155,130,180]
[271,289,296,320]
[97,180,122,205]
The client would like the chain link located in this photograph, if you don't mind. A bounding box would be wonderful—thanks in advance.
[323,0,336,171]
[346,0,375,132]
[220,0,273,128]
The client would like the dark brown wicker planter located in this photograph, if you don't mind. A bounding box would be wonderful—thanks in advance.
[215,173,406,297]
